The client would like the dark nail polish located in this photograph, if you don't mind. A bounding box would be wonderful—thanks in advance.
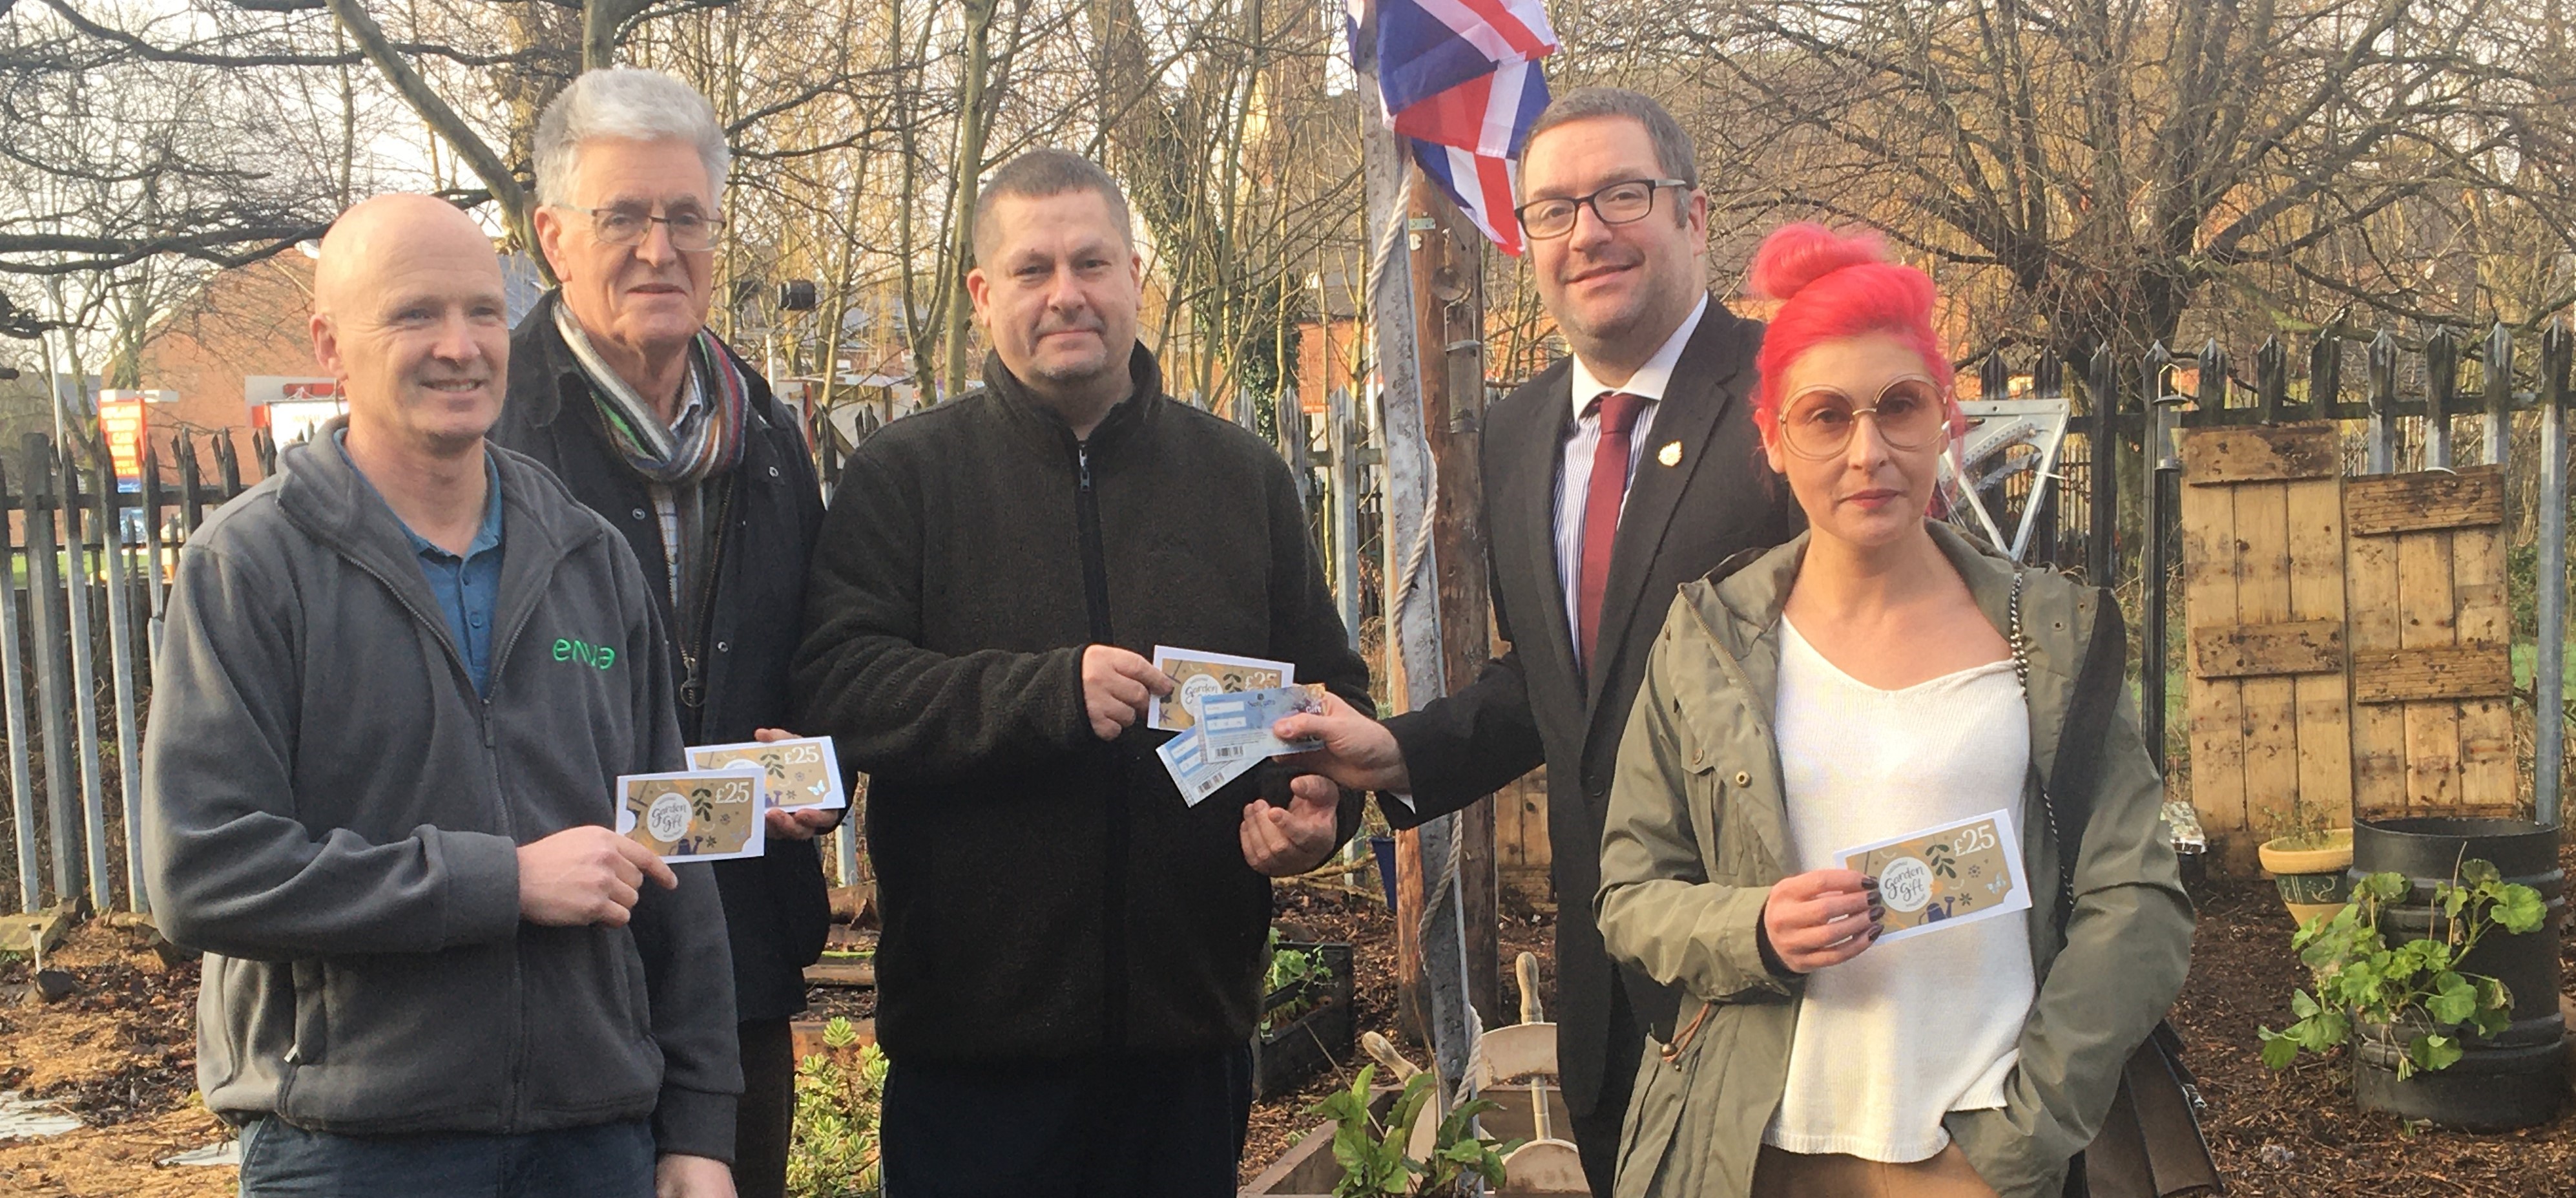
[1861,876,1881,891]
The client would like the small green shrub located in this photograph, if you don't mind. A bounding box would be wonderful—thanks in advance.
[2260,860,2548,1079]
[787,1017,887,1198]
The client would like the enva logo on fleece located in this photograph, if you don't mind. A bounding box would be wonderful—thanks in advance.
[554,638,618,669]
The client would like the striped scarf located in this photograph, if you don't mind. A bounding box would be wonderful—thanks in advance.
[554,300,750,487]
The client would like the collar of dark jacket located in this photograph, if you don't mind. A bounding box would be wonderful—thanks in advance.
[507,289,774,441]
[981,341,1163,456]
[275,414,605,597]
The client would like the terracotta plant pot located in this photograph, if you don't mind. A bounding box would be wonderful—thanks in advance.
[2258,826,2354,925]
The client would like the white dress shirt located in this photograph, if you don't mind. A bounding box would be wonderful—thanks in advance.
[1553,295,1709,663]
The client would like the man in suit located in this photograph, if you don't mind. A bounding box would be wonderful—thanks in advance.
[1275,87,1802,1195]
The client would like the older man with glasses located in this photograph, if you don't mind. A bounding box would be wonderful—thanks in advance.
[1274,87,1804,1197]
[493,67,834,1198]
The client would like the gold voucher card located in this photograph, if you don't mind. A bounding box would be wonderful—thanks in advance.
[687,736,846,810]
[1834,809,2031,944]
[1148,646,1295,733]
[616,770,767,862]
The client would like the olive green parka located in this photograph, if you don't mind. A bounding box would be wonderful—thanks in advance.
[1595,523,2194,1198]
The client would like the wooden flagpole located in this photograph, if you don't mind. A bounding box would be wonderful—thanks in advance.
[1355,1,1501,1100]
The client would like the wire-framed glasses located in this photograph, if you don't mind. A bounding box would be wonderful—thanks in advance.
[559,203,725,251]
[1778,375,1952,459]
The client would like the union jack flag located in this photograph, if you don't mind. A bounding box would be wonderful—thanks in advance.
[1351,0,1559,256]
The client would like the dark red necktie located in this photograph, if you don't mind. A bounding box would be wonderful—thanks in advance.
[1578,391,1648,672]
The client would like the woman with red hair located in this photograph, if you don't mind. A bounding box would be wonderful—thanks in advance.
[1593,224,2192,1198]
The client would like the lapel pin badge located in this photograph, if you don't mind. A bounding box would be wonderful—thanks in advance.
[1657,441,1683,467]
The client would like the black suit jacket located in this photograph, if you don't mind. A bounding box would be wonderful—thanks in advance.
[1384,301,1802,1117]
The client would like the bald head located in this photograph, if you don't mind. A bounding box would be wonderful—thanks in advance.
[315,194,500,316]
[309,194,510,461]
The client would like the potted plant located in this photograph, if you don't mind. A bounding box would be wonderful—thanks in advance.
[2258,857,2557,1129]
[2255,797,2353,925]
[1252,930,1357,1098]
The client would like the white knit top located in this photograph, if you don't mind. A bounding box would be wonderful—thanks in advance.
[1763,616,2036,1162]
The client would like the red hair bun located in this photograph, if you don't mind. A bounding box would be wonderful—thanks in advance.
[1749,222,1891,303]
[1747,222,1953,441]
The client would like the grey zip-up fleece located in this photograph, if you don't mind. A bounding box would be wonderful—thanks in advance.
[141,421,742,1161]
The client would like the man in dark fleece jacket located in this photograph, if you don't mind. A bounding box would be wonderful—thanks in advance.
[141,195,739,1198]
[791,150,1369,1197]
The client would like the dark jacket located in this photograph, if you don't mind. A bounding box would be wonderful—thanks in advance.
[791,345,1372,1066]
[141,425,740,1160]
[1380,303,1804,1117]
[494,293,833,1024]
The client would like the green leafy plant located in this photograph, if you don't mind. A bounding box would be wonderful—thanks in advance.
[1263,929,1336,1033]
[787,1017,887,1198]
[2259,859,2548,1079]
[1303,1064,1525,1197]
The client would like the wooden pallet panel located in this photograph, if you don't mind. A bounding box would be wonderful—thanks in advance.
[2180,423,2342,484]
[2233,482,2303,846]
[2190,619,2343,679]
[2179,458,2250,871]
[2453,523,2518,811]
[2395,531,2462,812]
[2353,644,2513,703]
[2344,466,2506,536]
[2285,474,2354,832]
[2347,527,2407,819]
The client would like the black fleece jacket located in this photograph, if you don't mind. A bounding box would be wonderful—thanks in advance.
[791,345,1371,1066]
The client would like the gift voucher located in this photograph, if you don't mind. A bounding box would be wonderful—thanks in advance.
[687,736,846,810]
[616,770,767,862]
[1148,646,1294,733]
[1834,809,2031,945]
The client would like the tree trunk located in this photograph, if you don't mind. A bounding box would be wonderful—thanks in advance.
[937,0,999,403]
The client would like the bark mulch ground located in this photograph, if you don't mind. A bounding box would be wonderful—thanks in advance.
[8,845,2576,1197]
[1242,881,1555,1187]
[0,920,229,1198]
[2175,853,2576,1197]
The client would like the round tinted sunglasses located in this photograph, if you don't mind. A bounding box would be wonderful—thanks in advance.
[1777,375,1952,459]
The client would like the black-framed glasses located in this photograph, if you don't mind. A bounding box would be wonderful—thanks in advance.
[1513,178,1688,240]
[1778,375,1953,459]
[557,203,725,251]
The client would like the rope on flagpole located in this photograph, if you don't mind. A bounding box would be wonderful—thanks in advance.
[1364,173,1442,667]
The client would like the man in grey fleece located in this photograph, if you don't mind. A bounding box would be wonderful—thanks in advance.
[141,194,741,1198]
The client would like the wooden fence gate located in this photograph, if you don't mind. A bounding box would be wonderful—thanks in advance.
[2181,423,2522,874]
